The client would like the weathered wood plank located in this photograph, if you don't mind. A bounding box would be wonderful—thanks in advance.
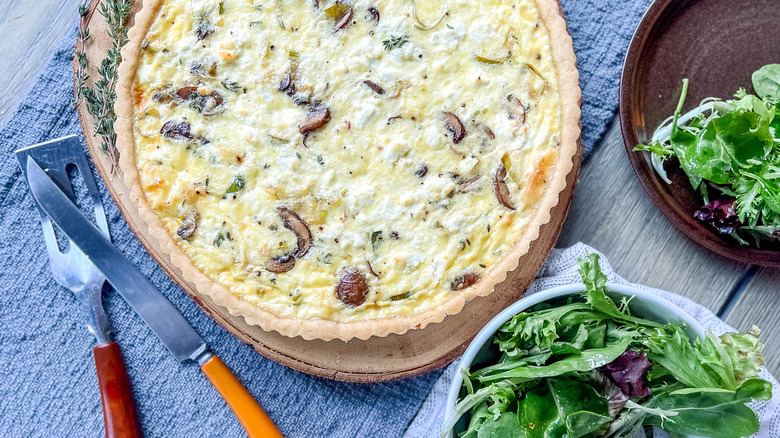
[724,268,780,375]
[558,119,749,311]
[0,0,80,126]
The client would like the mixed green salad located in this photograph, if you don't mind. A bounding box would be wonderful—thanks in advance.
[634,64,780,245]
[444,254,771,438]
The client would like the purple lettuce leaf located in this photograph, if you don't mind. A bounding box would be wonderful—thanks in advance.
[602,350,653,397]
[694,198,741,235]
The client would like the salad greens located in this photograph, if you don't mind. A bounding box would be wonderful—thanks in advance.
[634,64,780,245]
[444,254,770,438]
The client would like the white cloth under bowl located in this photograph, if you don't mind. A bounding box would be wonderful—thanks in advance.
[404,243,780,437]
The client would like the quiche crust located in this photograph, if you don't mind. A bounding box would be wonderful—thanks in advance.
[116,0,581,341]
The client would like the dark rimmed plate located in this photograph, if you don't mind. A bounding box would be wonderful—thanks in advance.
[620,0,780,266]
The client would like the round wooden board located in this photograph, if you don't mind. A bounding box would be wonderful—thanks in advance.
[75,0,581,382]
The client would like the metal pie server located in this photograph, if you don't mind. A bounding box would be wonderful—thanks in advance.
[15,136,142,438]
[24,155,283,438]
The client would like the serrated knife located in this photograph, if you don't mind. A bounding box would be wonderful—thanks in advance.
[25,156,283,438]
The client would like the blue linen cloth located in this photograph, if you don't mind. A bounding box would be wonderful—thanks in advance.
[0,1,652,436]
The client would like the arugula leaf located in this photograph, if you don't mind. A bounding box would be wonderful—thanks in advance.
[642,379,772,437]
[479,330,635,384]
[753,64,780,101]
[577,254,662,328]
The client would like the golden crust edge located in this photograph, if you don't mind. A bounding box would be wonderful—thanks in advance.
[115,0,581,342]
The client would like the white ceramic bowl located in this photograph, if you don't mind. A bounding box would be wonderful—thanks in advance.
[443,282,706,437]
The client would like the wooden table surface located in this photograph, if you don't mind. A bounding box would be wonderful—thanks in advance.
[4,1,778,375]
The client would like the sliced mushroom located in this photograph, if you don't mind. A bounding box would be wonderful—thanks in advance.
[443,112,466,144]
[333,8,353,33]
[505,97,526,123]
[336,271,368,306]
[367,6,380,23]
[277,207,312,258]
[176,86,198,100]
[451,273,480,291]
[493,162,516,210]
[177,212,200,240]
[266,254,296,273]
[279,71,295,94]
[160,120,192,140]
[362,80,385,95]
[299,107,331,135]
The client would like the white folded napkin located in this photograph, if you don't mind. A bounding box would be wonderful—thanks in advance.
[404,243,780,437]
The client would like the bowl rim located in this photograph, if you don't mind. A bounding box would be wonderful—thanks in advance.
[442,281,706,437]
[618,0,780,267]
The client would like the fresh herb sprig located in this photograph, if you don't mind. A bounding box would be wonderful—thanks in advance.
[444,254,770,438]
[75,0,132,171]
[634,64,780,244]
[382,34,409,51]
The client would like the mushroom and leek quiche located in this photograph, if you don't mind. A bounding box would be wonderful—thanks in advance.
[117,0,580,340]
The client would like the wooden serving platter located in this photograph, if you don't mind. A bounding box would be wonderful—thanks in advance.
[75,0,581,382]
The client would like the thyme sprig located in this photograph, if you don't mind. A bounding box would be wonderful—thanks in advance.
[75,0,132,171]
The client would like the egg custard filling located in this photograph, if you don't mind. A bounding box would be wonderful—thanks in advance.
[123,0,576,328]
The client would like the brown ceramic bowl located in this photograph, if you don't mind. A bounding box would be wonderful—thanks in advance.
[620,0,780,266]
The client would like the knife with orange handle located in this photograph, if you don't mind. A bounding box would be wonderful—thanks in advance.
[25,156,284,438]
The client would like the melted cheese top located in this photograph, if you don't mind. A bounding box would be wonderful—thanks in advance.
[132,0,562,322]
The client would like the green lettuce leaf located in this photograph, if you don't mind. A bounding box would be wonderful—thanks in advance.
[642,379,772,437]
[753,64,780,101]
[720,327,766,382]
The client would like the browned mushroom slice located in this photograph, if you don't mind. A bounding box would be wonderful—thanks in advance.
[335,271,368,306]
[362,80,385,95]
[505,97,526,123]
[299,107,331,135]
[367,6,380,23]
[277,207,312,258]
[176,86,198,100]
[443,112,466,144]
[177,211,200,240]
[451,273,480,291]
[266,254,296,273]
[279,71,295,94]
[493,162,516,210]
[160,120,192,140]
[333,8,353,33]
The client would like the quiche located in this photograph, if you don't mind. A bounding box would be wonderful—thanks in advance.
[116,0,580,340]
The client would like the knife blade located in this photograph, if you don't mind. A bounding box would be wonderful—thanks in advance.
[25,156,283,438]
[26,156,208,362]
